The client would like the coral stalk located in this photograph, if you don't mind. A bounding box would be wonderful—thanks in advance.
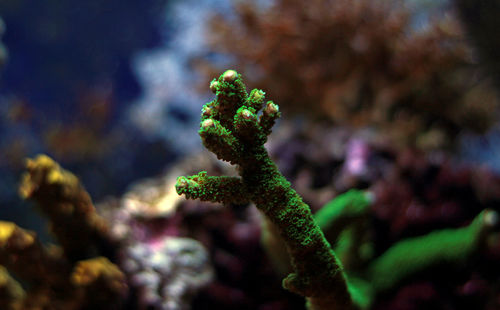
[19,155,114,261]
[176,70,354,309]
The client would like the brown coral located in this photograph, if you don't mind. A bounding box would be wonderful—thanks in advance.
[19,154,114,261]
[0,265,24,310]
[0,155,127,310]
[197,0,499,150]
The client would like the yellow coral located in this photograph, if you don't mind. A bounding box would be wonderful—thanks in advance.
[71,257,125,293]
[19,154,79,199]
[0,222,35,249]
[0,222,16,245]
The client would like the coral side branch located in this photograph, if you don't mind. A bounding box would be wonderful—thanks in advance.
[176,172,249,205]
[19,154,114,261]
[314,189,373,243]
[199,118,242,165]
[177,70,354,310]
[0,221,71,287]
[207,69,249,131]
[259,101,281,137]
[0,266,24,310]
[233,106,264,144]
[315,190,373,231]
[71,257,127,307]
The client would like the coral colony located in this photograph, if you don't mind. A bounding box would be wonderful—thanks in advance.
[0,155,126,310]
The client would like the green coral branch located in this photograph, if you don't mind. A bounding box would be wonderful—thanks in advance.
[366,209,497,292]
[315,189,372,243]
[177,70,354,310]
[198,118,243,164]
[315,190,374,271]
[315,190,373,232]
[313,192,497,308]
[175,172,248,205]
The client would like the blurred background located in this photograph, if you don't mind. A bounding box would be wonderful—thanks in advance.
[1,0,500,308]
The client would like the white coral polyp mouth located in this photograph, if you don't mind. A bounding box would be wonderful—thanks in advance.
[201,119,214,129]
[202,106,212,117]
[175,177,189,189]
[265,102,278,114]
[209,80,219,93]
[240,109,253,120]
[222,69,237,82]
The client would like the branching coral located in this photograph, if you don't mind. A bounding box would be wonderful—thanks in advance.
[0,155,127,310]
[176,70,353,309]
[176,70,500,309]
[19,155,114,262]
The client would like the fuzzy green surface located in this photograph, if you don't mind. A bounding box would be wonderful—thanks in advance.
[367,210,487,292]
[176,70,354,310]
[315,189,372,231]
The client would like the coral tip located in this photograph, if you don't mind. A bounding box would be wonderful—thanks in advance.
[223,70,237,82]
